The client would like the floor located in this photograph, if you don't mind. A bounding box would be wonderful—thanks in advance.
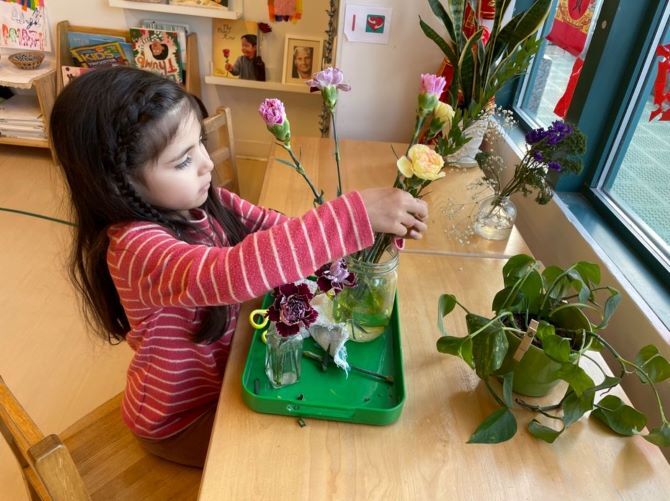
[0,145,266,499]
[533,43,670,247]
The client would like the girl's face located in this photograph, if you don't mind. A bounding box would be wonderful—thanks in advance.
[132,109,213,218]
[241,39,256,58]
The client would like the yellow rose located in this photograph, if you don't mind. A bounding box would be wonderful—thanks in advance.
[433,101,455,136]
[396,144,445,181]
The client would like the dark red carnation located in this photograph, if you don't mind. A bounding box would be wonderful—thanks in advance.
[266,283,317,336]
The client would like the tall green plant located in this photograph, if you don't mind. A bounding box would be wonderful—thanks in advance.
[420,0,551,127]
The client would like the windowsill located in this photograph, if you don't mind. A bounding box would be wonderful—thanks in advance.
[557,192,670,330]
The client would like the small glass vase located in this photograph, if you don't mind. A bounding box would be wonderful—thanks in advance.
[474,195,517,241]
[264,324,304,389]
[331,246,399,343]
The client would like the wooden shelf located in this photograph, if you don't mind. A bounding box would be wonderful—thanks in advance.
[205,75,318,94]
[108,0,242,19]
[0,136,48,148]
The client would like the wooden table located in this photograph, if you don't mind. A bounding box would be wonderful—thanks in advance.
[257,137,530,258]
[199,254,670,500]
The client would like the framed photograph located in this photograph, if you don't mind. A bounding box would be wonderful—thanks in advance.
[282,35,323,85]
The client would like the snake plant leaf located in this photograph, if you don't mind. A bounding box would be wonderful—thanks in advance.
[419,18,459,68]
[634,345,670,383]
[555,364,594,397]
[492,0,551,62]
[449,0,467,48]
[427,0,456,45]
[437,294,458,335]
[644,423,670,447]
[466,314,508,378]
[591,395,647,436]
[468,407,517,443]
[458,28,484,108]
[528,420,563,443]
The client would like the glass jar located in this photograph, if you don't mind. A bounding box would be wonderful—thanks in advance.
[474,195,517,241]
[264,324,304,388]
[331,246,399,343]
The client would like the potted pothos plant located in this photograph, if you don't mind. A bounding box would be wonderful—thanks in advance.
[436,254,670,447]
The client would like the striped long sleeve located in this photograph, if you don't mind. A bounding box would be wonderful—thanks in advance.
[107,190,373,439]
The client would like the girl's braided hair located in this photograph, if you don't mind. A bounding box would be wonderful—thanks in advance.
[51,66,248,344]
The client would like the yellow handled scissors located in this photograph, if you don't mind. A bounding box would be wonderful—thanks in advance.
[249,308,270,343]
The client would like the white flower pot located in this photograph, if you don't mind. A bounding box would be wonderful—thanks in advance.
[446,118,489,168]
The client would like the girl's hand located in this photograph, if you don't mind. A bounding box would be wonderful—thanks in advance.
[358,188,428,239]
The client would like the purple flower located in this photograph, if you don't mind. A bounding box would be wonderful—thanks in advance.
[525,127,547,145]
[315,259,357,295]
[306,67,351,111]
[266,283,317,337]
[547,161,562,172]
[306,67,351,92]
[419,73,447,97]
[258,98,286,126]
[258,98,291,144]
[532,150,544,162]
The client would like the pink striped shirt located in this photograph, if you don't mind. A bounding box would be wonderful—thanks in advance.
[107,188,373,439]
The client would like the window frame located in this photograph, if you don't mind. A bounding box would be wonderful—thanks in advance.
[506,0,670,283]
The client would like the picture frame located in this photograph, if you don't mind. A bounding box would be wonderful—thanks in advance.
[282,35,323,85]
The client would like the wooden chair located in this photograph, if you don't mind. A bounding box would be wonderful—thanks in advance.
[203,106,239,194]
[0,376,201,500]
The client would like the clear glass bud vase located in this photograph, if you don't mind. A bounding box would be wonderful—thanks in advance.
[331,246,399,343]
[264,324,304,388]
[474,195,517,241]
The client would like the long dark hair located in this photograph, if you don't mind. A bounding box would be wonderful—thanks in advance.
[50,66,248,345]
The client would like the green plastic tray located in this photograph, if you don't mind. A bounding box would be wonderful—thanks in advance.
[241,294,405,425]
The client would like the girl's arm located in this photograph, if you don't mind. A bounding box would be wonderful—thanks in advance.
[216,187,289,232]
[107,192,373,309]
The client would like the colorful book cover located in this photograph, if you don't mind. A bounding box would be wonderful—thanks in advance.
[70,42,129,68]
[141,19,188,66]
[212,19,260,78]
[61,66,95,87]
[67,31,135,67]
[130,27,184,84]
[0,0,51,51]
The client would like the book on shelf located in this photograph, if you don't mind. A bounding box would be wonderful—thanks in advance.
[61,66,96,87]
[0,95,43,122]
[67,32,135,66]
[212,19,262,79]
[130,27,184,84]
[141,19,188,68]
[70,42,130,68]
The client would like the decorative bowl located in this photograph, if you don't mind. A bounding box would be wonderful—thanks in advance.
[8,51,45,70]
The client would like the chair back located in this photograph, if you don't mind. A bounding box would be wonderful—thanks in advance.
[203,106,238,194]
[0,375,90,500]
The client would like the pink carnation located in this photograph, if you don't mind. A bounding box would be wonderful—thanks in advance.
[419,73,447,97]
[258,98,286,126]
[306,67,351,92]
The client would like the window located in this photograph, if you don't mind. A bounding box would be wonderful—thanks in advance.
[507,0,670,324]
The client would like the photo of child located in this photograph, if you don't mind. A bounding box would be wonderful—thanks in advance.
[224,34,266,81]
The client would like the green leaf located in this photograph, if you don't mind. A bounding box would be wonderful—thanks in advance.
[573,261,601,287]
[466,314,508,378]
[644,423,670,447]
[494,0,551,60]
[634,345,670,383]
[528,419,563,443]
[501,372,514,408]
[437,294,457,335]
[426,0,456,45]
[458,28,484,107]
[419,19,459,68]
[591,395,647,436]
[540,334,571,364]
[562,390,594,427]
[597,288,621,330]
[502,254,536,286]
[555,364,594,397]
[468,408,517,444]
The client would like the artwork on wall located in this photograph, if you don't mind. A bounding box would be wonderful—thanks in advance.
[282,35,322,85]
[0,0,51,51]
[268,0,303,23]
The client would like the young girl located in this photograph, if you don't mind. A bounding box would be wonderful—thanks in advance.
[50,66,427,468]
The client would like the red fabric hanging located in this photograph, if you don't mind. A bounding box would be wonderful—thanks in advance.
[546,0,594,56]
[554,56,584,118]
[650,44,670,121]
